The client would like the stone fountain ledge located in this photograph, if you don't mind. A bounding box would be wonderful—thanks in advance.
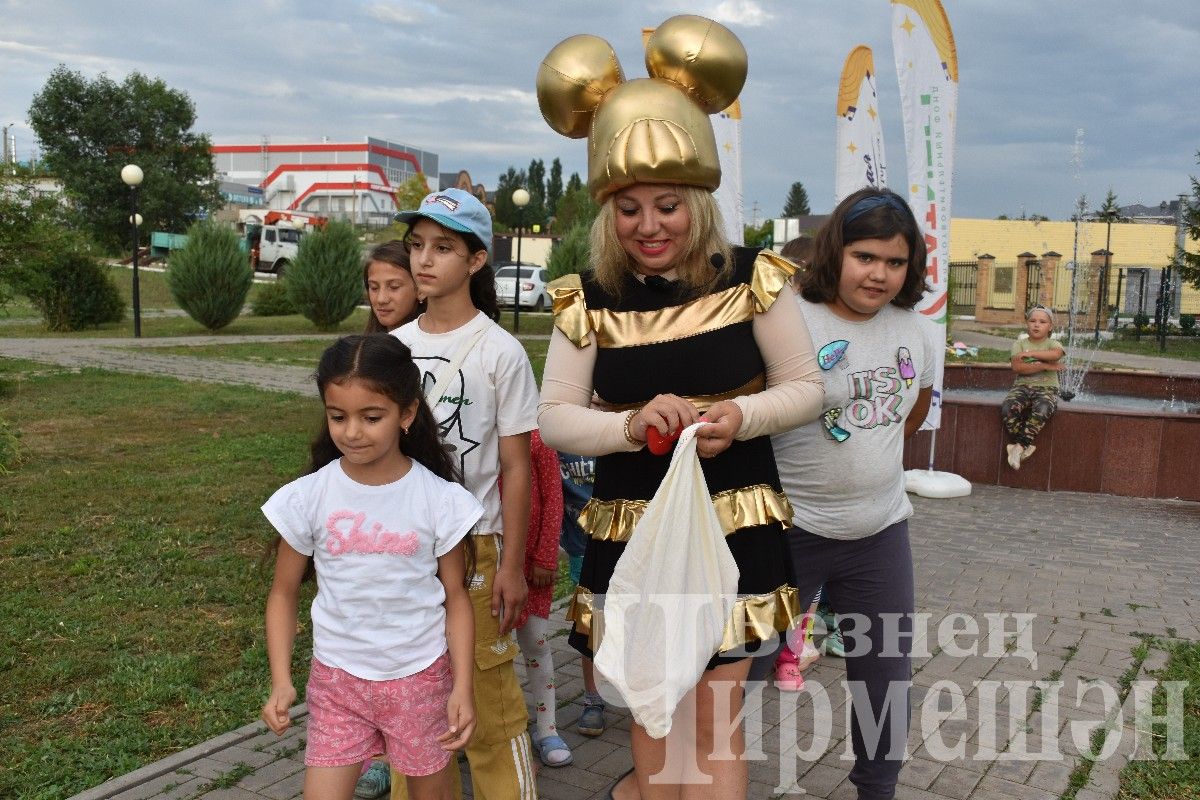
[906,367,1200,501]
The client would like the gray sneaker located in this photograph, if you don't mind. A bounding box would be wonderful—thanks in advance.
[577,701,606,736]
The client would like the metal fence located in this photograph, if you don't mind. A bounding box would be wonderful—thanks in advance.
[1024,260,1042,312]
[948,261,977,316]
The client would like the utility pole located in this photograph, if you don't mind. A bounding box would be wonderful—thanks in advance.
[1,123,13,172]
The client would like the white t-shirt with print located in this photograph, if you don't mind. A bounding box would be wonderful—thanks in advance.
[262,459,482,680]
[772,300,937,540]
[393,312,540,535]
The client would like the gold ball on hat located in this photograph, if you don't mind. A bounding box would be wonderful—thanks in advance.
[645,15,747,114]
[537,34,625,139]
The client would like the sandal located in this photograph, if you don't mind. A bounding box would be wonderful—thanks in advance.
[534,733,573,767]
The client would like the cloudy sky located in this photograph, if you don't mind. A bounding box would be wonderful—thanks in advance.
[2,0,1197,221]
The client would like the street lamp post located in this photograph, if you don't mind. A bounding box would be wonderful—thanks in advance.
[511,187,530,333]
[121,164,144,337]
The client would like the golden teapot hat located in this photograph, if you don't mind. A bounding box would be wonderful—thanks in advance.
[536,15,747,202]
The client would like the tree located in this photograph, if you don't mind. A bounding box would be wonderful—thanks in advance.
[546,158,564,220]
[1096,188,1121,223]
[286,221,364,330]
[166,220,253,331]
[553,185,599,232]
[743,220,772,249]
[493,166,527,229]
[28,66,223,252]
[1178,152,1200,290]
[524,158,548,228]
[0,174,89,307]
[782,181,811,217]
[394,173,430,214]
[547,223,590,280]
[566,172,584,195]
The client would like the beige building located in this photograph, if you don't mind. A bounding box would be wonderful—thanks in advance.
[945,218,1198,322]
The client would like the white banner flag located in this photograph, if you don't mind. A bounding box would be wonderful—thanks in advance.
[713,100,745,245]
[892,0,958,430]
[835,45,888,202]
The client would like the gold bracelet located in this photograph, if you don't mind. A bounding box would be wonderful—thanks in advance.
[623,409,641,446]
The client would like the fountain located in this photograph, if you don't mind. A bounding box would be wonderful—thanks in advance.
[901,129,1200,501]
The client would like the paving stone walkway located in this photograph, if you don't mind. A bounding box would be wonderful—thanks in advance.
[4,334,1194,800]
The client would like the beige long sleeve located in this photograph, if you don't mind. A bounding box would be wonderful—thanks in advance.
[732,285,825,439]
[537,327,641,457]
[537,285,824,455]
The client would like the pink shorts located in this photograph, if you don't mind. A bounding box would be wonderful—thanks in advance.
[304,652,453,776]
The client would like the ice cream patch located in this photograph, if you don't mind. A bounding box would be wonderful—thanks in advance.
[897,346,916,387]
[818,339,850,370]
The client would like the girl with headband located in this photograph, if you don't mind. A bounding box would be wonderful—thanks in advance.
[751,186,938,800]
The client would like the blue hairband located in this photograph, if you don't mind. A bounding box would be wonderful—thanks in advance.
[844,193,911,225]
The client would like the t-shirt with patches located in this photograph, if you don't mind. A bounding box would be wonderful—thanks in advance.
[772,300,937,540]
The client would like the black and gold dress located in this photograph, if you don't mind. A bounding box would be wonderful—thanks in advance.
[551,248,803,667]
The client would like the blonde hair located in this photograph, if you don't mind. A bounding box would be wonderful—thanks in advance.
[589,185,732,298]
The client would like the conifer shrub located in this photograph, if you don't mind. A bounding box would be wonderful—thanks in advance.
[547,223,590,281]
[250,279,296,317]
[166,221,253,331]
[285,221,363,331]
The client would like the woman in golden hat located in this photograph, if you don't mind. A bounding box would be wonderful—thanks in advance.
[536,16,824,798]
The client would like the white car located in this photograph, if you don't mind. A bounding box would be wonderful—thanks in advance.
[494,262,552,312]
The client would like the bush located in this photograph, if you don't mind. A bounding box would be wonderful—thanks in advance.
[547,222,590,281]
[1131,311,1150,339]
[166,221,253,331]
[285,220,364,331]
[1180,314,1196,335]
[250,279,297,316]
[24,252,125,331]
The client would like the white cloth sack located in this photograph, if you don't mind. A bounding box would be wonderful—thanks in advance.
[593,423,740,738]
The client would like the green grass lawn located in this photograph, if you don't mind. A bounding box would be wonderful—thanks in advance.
[1102,336,1200,361]
[1116,639,1200,798]
[945,347,1013,365]
[0,358,318,799]
[0,310,373,339]
[144,334,550,383]
[0,348,565,798]
[980,325,1200,361]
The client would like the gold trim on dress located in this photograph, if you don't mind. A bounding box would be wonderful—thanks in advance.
[548,254,795,350]
[567,583,800,654]
[749,251,797,313]
[588,283,751,348]
[596,374,766,414]
[579,484,791,541]
[720,584,802,652]
[548,273,591,347]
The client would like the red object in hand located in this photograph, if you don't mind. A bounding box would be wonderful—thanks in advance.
[646,426,681,455]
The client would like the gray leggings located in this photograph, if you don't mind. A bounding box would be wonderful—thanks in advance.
[749,520,915,800]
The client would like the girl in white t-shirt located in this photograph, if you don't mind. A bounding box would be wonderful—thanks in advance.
[753,188,936,800]
[392,189,540,795]
[261,334,483,800]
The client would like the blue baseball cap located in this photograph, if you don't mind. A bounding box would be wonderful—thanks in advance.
[395,188,493,252]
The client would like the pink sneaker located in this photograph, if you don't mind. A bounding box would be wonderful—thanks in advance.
[795,642,821,671]
[775,659,805,692]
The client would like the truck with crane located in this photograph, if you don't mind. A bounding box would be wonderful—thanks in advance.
[238,209,327,275]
